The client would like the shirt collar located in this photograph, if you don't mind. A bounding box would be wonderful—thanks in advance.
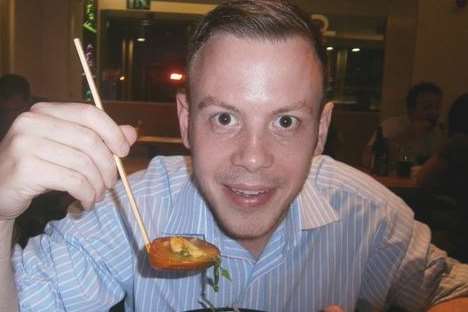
[298,156,340,230]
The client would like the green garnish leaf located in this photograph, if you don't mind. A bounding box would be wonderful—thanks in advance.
[220,267,231,281]
[207,258,231,293]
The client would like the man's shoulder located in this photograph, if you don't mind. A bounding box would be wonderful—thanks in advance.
[125,155,192,199]
[304,157,413,232]
[146,155,192,178]
[310,156,397,207]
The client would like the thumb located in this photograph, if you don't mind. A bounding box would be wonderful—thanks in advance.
[120,125,138,146]
[323,305,345,312]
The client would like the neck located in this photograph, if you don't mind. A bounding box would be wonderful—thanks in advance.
[235,211,289,259]
[237,231,274,259]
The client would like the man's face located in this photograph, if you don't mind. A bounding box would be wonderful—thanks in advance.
[178,35,326,244]
[411,92,442,125]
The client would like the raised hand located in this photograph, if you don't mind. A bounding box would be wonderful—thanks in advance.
[0,102,137,220]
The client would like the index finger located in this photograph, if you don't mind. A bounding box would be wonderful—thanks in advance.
[30,102,131,157]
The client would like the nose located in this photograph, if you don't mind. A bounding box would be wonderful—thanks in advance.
[231,131,274,173]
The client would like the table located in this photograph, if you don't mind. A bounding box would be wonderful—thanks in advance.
[137,135,183,144]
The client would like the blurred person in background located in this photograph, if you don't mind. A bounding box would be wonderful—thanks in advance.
[416,93,468,262]
[0,74,32,140]
[363,82,444,171]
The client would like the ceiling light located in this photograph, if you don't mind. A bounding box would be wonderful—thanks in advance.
[136,20,149,43]
[170,73,183,81]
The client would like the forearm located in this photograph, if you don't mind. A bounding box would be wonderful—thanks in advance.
[0,220,18,312]
[431,257,468,306]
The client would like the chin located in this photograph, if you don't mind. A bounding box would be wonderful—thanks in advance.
[211,205,286,241]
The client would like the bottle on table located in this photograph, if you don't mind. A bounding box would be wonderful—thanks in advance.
[396,144,414,177]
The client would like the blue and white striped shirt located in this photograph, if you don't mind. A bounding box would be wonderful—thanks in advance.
[13,155,468,311]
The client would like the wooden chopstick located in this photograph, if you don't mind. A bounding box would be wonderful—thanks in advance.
[73,38,151,253]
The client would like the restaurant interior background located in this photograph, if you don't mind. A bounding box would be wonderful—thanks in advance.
[1,0,468,167]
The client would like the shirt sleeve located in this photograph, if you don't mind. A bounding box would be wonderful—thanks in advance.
[12,197,135,312]
[372,198,468,311]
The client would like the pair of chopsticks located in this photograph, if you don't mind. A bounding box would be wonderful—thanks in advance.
[73,38,151,253]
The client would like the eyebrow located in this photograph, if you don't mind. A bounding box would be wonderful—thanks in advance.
[196,96,314,114]
[271,100,314,115]
[197,96,241,114]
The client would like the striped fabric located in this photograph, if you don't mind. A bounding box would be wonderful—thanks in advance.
[13,155,468,311]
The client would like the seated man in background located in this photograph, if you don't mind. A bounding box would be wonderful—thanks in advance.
[417,93,468,262]
[0,1,467,311]
[363,82,444,170]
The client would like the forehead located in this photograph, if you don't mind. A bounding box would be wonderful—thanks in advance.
[415,92,441,106]
[189,34,324,112]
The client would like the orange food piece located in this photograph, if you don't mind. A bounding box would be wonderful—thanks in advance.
[148,236,220,271]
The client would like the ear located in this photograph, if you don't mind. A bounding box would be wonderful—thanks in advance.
[176,91,191,149]
[313,101,334,156]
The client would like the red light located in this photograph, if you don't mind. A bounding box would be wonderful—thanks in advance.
[170,73,183,81]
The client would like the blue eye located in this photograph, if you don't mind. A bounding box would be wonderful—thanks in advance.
[274,115,299,129]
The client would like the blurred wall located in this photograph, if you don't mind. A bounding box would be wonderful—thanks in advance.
[0,0,14,74]
[11,0,82,101]
[296,0,390,17]
[413,0,468,118]
[380,0,418,120]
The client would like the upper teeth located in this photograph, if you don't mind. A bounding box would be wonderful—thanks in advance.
[231,188,266,196]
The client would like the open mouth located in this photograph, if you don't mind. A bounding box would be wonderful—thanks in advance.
[230,188,268,197]
[223,185,274,208]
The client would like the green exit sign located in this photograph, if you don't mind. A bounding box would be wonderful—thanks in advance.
[127,0,150,9]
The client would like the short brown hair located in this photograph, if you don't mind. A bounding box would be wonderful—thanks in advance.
[0,74,31,103]
[406,82,442,112]
[187,0,327,92]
